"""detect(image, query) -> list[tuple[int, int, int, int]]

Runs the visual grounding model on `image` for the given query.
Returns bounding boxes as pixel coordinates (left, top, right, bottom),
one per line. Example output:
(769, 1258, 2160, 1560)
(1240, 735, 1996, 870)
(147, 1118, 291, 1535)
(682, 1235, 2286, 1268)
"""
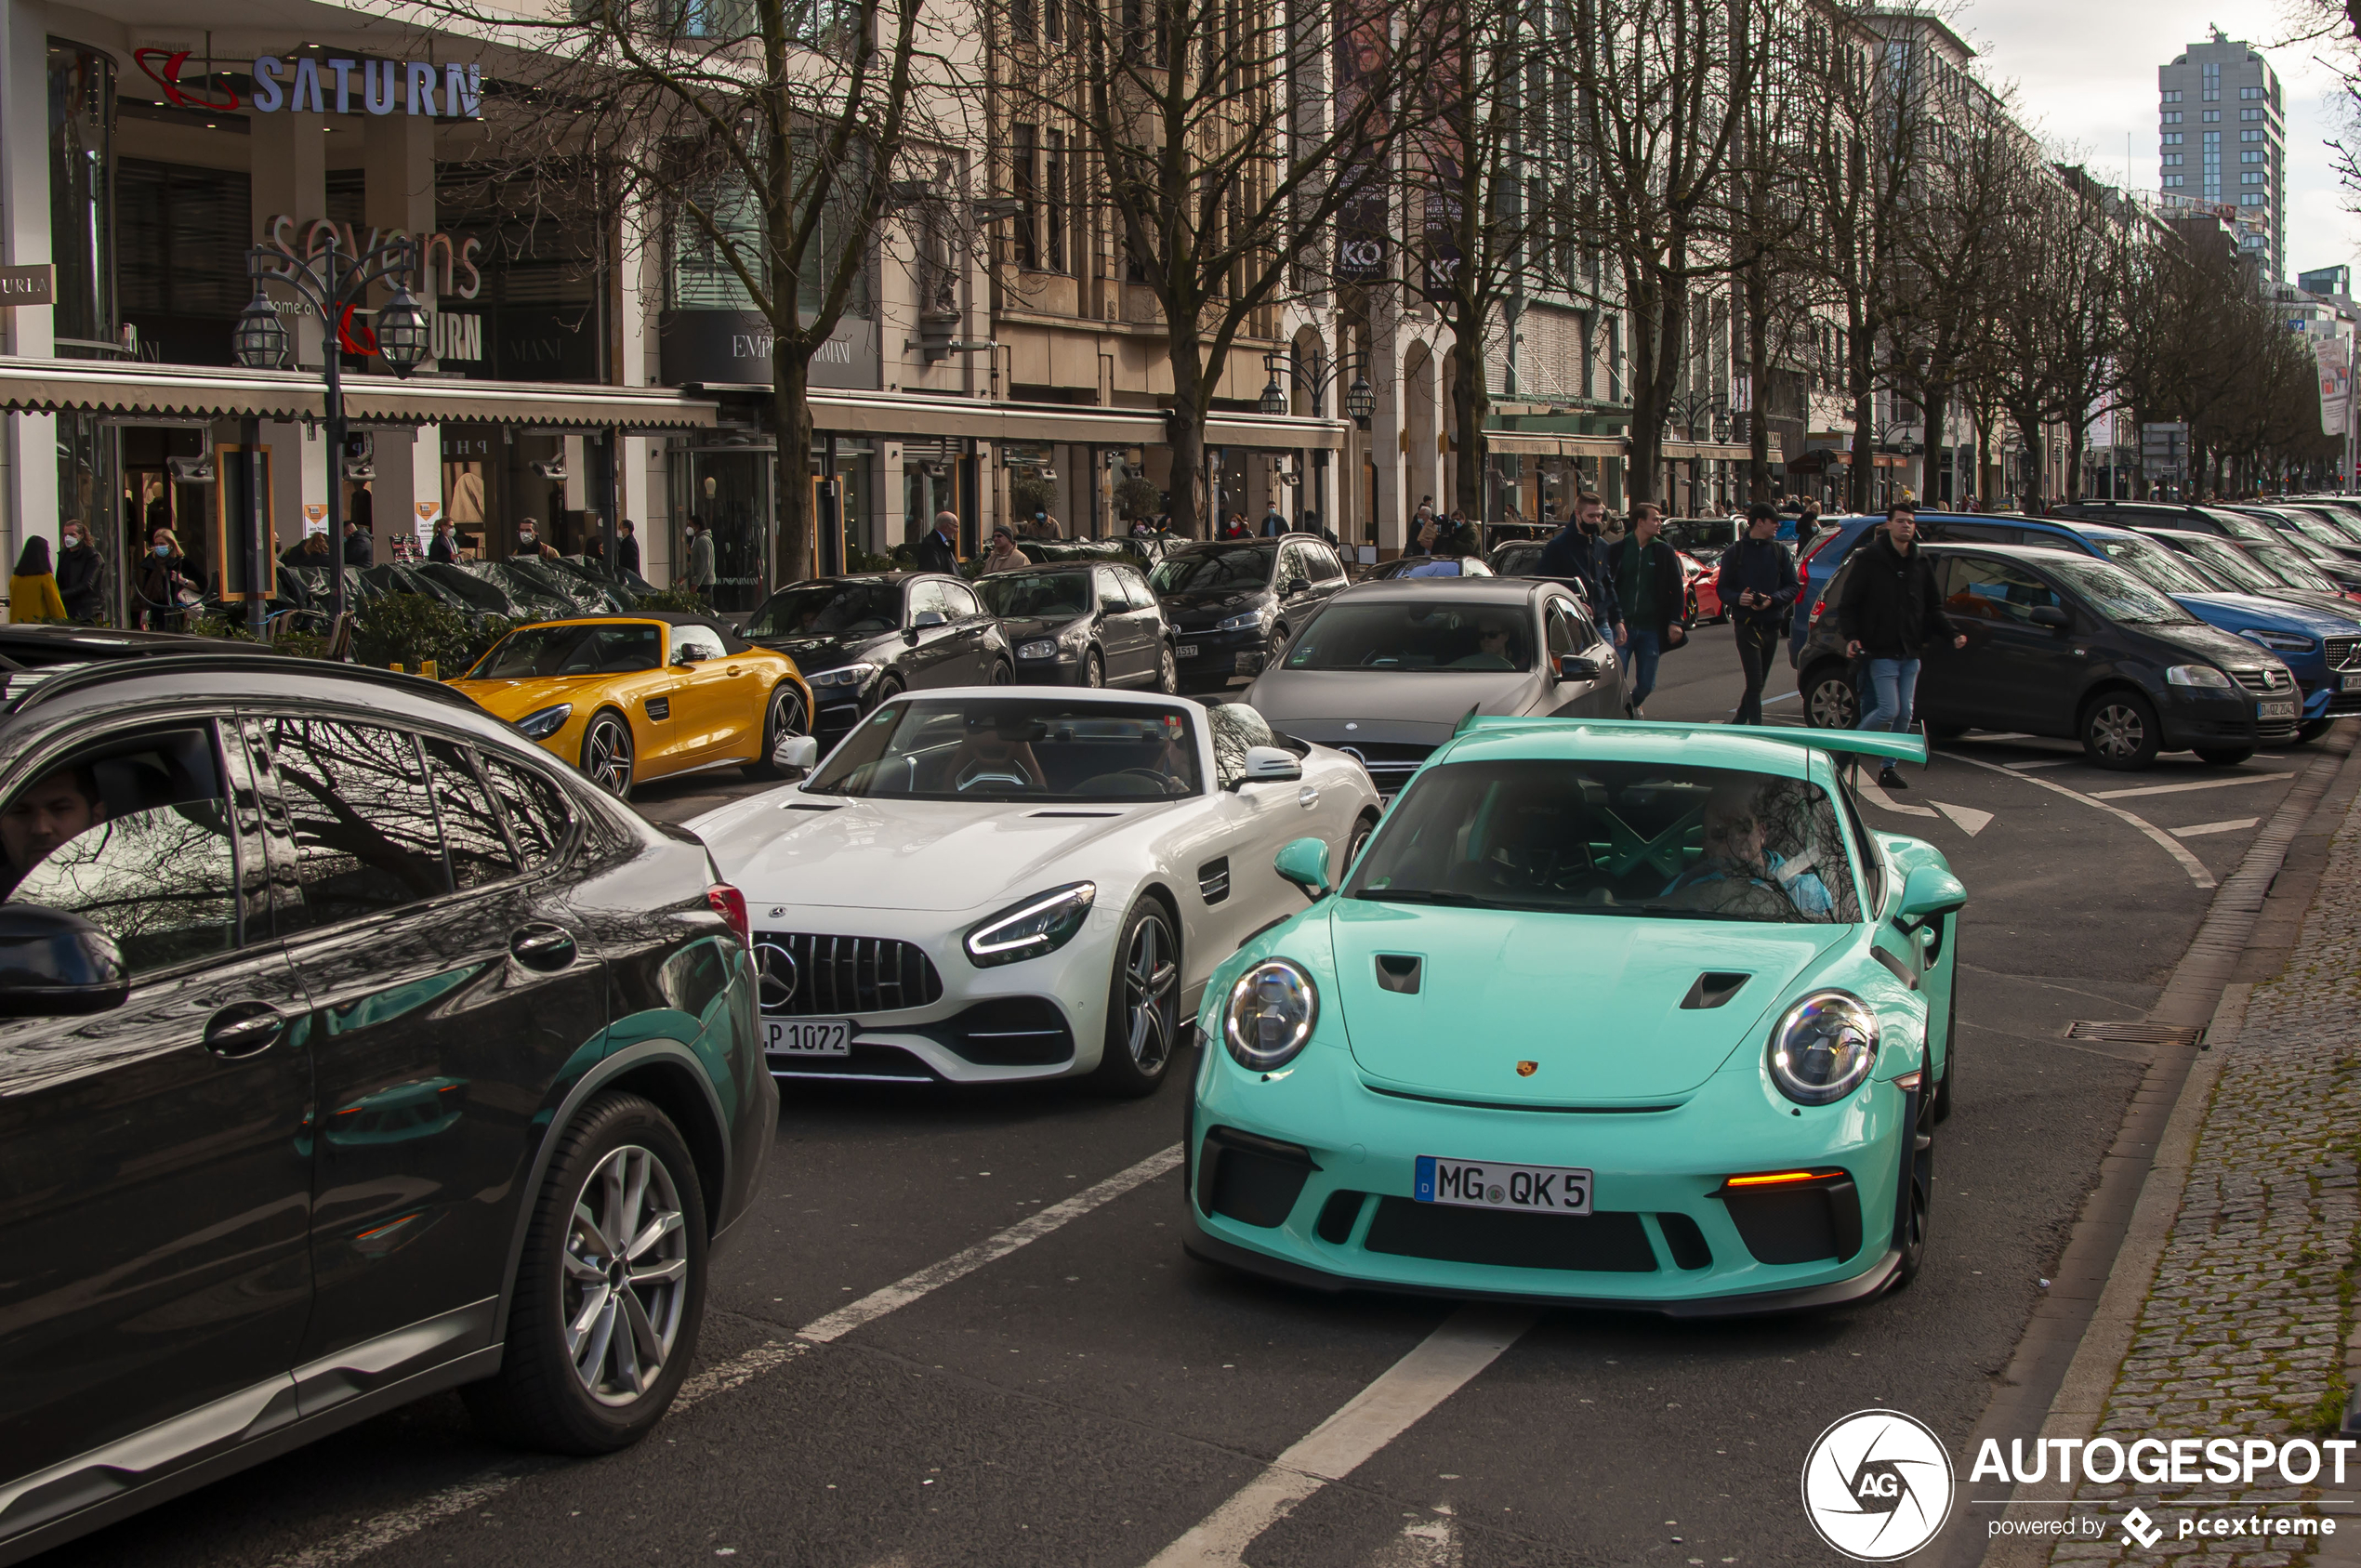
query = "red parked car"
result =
(1677, 550, 1725, 623)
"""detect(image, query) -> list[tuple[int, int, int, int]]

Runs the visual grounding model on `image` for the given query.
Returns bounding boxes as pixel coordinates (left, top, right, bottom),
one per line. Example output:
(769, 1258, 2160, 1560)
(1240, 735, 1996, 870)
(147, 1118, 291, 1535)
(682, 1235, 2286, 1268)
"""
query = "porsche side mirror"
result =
(1896, 863, 1968, 924)
(1553, 653, 1603, 682)
(2028, 605, 2069, 631)
(1273, 836, 1331, 899)
(772, 734, 820, 778)
(0, 904, 129, 1017)
(1237, 744, 1303, 786)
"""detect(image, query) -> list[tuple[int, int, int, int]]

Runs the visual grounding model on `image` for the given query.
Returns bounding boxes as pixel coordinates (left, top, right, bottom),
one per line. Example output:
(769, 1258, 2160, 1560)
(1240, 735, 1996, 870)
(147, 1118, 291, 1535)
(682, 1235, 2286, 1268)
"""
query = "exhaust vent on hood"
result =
(1374, 954, 1422, 995)
(1679, 971, 1752, 1010)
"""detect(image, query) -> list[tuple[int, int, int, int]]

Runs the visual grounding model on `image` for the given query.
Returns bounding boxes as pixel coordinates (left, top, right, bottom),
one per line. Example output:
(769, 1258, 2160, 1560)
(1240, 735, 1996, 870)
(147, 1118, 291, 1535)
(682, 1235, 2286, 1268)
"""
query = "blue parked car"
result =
(1827, 511, 2359, 738)
(1787, 514, 1880, 665)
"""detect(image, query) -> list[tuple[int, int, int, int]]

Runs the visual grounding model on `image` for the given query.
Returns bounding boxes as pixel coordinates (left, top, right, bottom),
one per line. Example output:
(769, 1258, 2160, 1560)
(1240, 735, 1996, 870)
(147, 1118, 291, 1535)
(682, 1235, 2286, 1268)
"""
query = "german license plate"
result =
(1177, 644, 1198, 659)
(2342, 674, 2361, 692)
(1414, 1156, 1592, 1216)
(766, 1018, 851, 1056)
(2259, 700, 2297, 719)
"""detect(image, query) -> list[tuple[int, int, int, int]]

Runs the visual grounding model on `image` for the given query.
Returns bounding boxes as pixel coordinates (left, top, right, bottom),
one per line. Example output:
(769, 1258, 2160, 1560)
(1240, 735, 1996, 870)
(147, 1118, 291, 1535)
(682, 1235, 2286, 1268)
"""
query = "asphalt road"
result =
(41, 626, 2328, 1568)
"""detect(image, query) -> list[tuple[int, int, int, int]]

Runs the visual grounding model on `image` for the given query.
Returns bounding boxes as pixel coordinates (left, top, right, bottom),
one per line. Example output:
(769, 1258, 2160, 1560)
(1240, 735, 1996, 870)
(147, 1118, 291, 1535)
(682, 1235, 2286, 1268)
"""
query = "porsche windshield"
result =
(1344, 758, 1861, 923)
(469, 623, 660, 679)
(745, 582, 898, 639)
(1152, 547, 1276, 593)
(807, 698, 1203, 800)
(976, 572, 1091, 619)
(1283, 602, 1536, 672)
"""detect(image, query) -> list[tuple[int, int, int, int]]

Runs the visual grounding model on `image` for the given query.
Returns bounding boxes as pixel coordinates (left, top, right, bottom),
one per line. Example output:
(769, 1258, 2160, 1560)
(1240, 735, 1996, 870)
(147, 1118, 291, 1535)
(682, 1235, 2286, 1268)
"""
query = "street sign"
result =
(2141, 422, 2187, 469)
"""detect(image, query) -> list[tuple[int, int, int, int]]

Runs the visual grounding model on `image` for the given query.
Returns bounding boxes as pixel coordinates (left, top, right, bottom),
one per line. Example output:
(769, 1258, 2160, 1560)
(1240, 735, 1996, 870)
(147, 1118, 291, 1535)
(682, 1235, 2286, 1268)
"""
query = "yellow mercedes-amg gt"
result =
(453, 613, 812, 799)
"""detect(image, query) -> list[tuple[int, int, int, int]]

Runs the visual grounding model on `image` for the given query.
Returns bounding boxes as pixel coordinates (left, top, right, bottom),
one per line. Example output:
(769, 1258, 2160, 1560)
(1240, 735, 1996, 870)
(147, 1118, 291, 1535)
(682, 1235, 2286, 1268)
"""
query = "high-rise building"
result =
(2158, 29, 2286, 281)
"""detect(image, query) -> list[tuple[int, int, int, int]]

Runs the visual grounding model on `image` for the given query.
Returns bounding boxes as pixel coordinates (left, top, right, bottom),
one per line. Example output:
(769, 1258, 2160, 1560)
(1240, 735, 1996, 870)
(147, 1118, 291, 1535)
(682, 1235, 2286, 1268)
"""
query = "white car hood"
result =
(695, 794, 1155, 912)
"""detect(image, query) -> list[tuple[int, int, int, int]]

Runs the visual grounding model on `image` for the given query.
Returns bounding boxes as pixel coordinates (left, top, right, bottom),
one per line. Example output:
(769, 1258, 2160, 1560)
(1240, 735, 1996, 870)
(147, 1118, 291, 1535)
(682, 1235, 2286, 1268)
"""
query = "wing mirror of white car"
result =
(772, 733, 821, 777)
(1896, 863, 1968, 925)
(1273, 835, 1331, 899)
(1238, 744, 1303, 786)
(1553, 652, 1603, 682)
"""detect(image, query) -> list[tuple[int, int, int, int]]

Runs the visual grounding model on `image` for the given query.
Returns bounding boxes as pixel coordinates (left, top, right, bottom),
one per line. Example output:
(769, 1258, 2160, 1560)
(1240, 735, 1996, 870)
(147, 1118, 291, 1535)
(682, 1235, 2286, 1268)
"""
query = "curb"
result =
(1936, 728, 2361, 1568)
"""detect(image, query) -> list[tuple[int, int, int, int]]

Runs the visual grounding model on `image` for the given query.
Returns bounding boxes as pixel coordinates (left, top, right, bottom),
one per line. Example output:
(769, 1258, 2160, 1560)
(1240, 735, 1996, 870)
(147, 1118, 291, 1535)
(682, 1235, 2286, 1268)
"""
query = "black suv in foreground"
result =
(1795, 541, 2301, 768)
(0, 649, 774, 1563)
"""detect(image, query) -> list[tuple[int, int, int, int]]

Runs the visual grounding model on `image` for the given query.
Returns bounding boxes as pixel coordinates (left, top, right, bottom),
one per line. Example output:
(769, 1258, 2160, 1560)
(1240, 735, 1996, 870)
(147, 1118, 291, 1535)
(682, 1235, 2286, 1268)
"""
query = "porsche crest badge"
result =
(1515, 1060, 1539, 1077)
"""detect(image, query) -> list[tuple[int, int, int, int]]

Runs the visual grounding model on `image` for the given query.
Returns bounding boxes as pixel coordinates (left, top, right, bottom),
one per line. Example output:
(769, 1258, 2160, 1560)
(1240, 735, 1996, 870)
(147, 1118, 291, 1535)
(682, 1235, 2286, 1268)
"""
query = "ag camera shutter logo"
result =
(1801, 1409, 1955, 1561)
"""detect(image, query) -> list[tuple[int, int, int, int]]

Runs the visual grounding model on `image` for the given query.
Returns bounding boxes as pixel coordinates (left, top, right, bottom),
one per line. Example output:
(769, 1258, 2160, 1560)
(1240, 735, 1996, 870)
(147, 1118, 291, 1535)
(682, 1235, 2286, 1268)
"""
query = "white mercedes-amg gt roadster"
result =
(688, 689, 1381, 1095)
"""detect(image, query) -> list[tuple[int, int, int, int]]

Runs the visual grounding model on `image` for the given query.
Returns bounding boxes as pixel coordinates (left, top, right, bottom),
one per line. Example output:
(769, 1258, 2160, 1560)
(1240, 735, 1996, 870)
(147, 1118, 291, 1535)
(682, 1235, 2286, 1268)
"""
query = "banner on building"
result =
(303, 503, 328, 537)
(1334, 14, 1391, 285)
(2308, 329, 2350, 438)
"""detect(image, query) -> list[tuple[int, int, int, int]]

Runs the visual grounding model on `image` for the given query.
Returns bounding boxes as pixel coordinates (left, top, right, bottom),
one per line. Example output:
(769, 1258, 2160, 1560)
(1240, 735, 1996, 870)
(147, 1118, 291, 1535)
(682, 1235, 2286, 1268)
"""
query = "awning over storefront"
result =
(802, 389, 1348, 452)
(1483, 432, 1629, 459)
(1204, 412, 1349, 452)
(1662, 437, 1783, 462)
(0, 357, 721, 431)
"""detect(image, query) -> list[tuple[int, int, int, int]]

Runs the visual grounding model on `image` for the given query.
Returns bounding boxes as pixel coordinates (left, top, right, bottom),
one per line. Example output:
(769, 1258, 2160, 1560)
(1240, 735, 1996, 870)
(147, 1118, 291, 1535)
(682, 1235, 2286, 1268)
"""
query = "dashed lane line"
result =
(1141, 1306, 1537, 1568)
(269, 1144, 1185, 1568)
(2088, 772, 2292, 801)
(2170, 817, 2262, 838)
(1942, 751, 2216, 889)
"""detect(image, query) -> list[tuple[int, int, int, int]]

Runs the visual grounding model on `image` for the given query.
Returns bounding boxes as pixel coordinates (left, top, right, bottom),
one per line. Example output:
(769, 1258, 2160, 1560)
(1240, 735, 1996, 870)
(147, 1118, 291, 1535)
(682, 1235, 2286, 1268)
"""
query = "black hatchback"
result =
(738, 573, 1013, 745)
(1151, 537, 1349, 688)
(973, 560, 1176, 689)
(1795, 542, 2301, 768)
(0, 652, 774, 1561)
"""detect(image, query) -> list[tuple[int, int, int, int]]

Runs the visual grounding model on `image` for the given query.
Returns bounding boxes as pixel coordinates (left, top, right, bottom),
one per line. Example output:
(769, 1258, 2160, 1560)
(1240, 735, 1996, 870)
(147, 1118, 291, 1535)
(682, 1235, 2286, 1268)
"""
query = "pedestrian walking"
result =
(1718, 502, 1798, 726)
(515, 517, 544, 558)
(978, 525, 1027, 574)
(915, 509, 961, 576)
(135, 529, 192, 631)
(614, 519, 641, 576)
(341, 519, 373, 568)
(1839, 503, 1967, 788)
(56, 519, 103, 623)
(1535, 491, 1626, 647)
(1260, 504, 1287, 537)
(1604, 503, 1687, 717)
(686, 517, 718, 604)
(1406, 512, 1443, 558)
(1792, 500, 1824, 556)
(9, 537, 65, 625)
(428, 516, 457, 564)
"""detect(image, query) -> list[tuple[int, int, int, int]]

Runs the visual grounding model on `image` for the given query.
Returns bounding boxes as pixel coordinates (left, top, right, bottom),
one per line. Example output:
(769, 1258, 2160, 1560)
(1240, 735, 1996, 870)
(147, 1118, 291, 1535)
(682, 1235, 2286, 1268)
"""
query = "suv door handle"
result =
(204, 1003, 286, 1059)
(510, 924, 578, 971)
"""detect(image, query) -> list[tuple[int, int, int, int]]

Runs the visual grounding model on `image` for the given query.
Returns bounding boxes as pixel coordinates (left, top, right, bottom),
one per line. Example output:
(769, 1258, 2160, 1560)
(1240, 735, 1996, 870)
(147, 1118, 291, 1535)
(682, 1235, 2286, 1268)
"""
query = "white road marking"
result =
(2170, 816, 2262, 838)
(1941, 752, 2215, 889)
(1932, 800, 1994, 836)
(2004, 758, 2075, 770)
(274, 1145, 1185, 1568)
(1141, 1307, 1537, 1568)
(1853, 772, 1939, 818)
(2089, 772, 2291, 801)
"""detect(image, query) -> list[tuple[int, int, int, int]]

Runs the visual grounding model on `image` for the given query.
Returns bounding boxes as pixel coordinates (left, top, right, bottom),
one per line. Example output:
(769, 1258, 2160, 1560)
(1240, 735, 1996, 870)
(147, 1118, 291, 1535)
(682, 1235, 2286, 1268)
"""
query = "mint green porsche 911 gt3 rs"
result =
(1182, 718, 1966, 1315)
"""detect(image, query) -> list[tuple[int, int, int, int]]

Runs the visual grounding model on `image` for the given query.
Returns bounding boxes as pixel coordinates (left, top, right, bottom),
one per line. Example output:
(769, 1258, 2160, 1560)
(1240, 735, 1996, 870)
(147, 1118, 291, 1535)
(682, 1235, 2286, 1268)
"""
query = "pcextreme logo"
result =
(1801, 1409, 1956, 1561)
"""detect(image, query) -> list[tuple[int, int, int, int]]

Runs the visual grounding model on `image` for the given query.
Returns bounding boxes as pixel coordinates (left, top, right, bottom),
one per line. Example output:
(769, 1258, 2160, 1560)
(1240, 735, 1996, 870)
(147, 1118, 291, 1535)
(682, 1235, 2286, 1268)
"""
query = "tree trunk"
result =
(1972, 405, 1992, 506)
(1920, 381, 1950, 508)
(772, 352, 814, 586)
(1450, 321, 1488, 534)
(2006, 402, 2045, 512)
(2064, 422, 2086, 505)
(1744, 267, 1773, 504)
(1166, 334, 1209, 539)
(1624, 264, 1684, 507)
(1847, 379, 1875, 514)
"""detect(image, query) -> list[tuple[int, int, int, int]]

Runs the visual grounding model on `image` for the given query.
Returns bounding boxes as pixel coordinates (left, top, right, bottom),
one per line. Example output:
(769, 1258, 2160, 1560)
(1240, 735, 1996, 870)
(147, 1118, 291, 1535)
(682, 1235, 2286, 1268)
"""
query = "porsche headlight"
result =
(1224, 959, 1318, 1071)
(964, 881, 1096, 967)
(1766, 990, 1880, 1106)
(514, 703, 572, 741)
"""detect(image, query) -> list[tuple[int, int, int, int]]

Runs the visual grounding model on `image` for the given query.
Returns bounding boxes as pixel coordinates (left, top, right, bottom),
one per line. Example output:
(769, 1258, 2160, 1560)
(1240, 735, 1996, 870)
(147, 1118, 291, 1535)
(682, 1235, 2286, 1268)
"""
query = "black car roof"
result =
(0, 624, 283, 670)
(0, 650, 482, 718)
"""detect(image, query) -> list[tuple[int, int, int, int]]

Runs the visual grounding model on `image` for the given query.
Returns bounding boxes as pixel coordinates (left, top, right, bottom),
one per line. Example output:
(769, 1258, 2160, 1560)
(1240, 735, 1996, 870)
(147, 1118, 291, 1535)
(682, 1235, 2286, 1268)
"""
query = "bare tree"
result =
(1982, 168, 2128, 508)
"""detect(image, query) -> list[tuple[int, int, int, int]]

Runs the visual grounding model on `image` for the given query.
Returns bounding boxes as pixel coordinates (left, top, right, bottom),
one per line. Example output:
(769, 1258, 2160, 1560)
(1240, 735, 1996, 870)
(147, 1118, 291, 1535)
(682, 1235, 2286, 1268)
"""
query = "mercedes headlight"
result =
(2239, 629, 2315, 652)
(514, 703, 572, 741)
(1766, 991, 1880, 1106)
(1223, 959, 1318, 1071)
(2165, 664, 2233, 689)
(1215, 606, 1272, 632)
(809, 662, 877, 689)
(964, 881, 1096, 967)
(1017, 639, 1057, 660)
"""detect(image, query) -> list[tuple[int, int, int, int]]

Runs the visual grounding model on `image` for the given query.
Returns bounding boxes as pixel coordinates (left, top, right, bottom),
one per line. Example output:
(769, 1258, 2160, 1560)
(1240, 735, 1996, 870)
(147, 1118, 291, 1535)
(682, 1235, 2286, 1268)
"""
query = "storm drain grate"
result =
(2064, 1021, 2208, 1049)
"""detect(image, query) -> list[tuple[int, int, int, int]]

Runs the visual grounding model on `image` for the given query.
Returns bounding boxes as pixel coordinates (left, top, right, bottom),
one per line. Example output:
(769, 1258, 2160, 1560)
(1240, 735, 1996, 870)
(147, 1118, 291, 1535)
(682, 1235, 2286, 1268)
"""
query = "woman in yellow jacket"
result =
(10, 536, 67, 623)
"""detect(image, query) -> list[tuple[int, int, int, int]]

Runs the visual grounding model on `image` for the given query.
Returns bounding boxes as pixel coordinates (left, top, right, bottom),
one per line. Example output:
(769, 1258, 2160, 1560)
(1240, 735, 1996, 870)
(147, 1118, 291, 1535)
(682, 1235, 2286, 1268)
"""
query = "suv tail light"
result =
(707, 885, 751, 950)
(1809, 597, 1827, 626)
(1798, 529, 1839, 567)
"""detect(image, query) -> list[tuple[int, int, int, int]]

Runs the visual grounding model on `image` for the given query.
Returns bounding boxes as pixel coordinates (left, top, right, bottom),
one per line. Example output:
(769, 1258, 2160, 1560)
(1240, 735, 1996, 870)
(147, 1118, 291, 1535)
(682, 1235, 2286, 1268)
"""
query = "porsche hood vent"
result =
(1679, 971, 1753, 1010)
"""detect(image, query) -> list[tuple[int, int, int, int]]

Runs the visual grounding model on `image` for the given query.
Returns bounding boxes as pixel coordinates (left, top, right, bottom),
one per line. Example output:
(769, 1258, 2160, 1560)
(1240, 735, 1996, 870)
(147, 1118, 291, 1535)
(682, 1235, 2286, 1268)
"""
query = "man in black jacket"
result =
(1604, 502, 1686, 716)
(1717, 502, 1797, 725)
(1536, 491, 1625, 648)
(1838, 503, 1967, 788)
(914, 510, 961, 576)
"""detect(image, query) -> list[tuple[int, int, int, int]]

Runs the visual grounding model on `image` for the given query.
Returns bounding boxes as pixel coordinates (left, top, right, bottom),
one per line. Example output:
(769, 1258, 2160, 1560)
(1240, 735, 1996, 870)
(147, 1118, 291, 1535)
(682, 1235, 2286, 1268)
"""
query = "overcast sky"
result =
(1953, 0, 2357, 282)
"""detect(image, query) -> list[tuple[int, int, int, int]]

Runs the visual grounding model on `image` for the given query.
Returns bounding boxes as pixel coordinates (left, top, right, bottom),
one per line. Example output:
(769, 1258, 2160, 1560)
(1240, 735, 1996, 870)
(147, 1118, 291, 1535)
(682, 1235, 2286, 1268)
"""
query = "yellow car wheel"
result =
(580, 709, 634, 799)
(749, 683, 810, 780)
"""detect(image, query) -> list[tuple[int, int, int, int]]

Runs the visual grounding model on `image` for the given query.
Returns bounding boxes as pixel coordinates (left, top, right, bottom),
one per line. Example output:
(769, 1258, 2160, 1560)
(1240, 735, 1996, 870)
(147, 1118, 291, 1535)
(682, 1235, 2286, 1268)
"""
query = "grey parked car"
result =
(1240, 578, 1626, 792)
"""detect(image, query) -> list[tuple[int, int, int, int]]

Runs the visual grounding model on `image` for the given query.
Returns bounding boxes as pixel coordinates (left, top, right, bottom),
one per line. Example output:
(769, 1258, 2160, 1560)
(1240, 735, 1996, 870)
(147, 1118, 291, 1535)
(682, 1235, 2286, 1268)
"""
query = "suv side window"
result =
(1939, 556, 2063, 626)
(264, 718, 451, 929)
(2, 725, 243, 974)
(1207, 703, 1277, 788)
(1310, 545, 1347, 585)
(478, 751, 574, 870)
(422, 737, 520, 890)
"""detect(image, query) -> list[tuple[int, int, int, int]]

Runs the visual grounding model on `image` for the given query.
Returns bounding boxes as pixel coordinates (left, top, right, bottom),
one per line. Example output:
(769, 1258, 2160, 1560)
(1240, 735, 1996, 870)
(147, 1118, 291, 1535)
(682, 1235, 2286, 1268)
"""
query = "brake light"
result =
(1808, 597, 1827, 625)
(707, 885, 751, 949)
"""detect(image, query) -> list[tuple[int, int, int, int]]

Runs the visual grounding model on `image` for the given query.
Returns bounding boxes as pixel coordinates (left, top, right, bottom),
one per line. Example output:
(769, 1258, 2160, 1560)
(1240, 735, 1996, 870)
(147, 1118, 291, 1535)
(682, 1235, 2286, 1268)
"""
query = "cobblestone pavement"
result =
(2043, 797, 2361, 1564)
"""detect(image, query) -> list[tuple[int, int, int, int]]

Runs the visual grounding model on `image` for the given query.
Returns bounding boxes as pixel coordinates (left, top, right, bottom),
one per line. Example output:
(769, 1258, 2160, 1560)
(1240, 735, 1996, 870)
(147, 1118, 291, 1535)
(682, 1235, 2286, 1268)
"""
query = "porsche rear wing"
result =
(1449, 713, 1931, 767)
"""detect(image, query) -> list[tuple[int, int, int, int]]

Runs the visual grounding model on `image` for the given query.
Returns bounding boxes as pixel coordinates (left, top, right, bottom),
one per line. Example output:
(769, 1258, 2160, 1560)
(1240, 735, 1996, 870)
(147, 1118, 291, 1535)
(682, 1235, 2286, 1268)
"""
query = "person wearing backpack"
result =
(1717, 502, 1797, 726)
(1604, 502, 1687, 717)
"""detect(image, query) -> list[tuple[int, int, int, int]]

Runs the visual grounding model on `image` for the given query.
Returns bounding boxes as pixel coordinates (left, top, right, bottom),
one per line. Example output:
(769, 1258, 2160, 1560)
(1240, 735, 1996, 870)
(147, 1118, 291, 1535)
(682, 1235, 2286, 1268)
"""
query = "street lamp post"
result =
(1264, 348, 1373, 545)
(233, 232, 430, 648)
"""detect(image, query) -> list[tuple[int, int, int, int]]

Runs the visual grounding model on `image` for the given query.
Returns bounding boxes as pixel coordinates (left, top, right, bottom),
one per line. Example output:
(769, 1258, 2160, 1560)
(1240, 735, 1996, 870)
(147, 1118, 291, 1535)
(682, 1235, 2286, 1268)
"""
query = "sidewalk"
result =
(2038, 775, 2361, 1564)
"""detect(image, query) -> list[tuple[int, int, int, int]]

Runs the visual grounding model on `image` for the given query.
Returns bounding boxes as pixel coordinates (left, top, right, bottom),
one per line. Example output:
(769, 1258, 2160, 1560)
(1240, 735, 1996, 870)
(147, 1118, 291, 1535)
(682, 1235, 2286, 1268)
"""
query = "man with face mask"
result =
(56, 520, 103, 624)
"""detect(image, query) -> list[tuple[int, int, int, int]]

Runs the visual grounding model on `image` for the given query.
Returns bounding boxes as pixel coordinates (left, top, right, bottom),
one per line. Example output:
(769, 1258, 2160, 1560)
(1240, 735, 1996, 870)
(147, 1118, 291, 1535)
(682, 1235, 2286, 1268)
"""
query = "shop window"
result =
(118, 160, 250, 368)
(1011, 125, 1040, 270)
(47, 41, 113, 353)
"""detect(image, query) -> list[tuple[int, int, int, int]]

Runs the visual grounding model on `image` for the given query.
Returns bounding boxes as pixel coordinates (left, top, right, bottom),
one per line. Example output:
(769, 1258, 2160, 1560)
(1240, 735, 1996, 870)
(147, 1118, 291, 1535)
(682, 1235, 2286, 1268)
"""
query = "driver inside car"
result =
(1, 763, 107, 887)
(1658, 779, 1833, 918)
(949, 714, 1049, 792)
(1446, 617, 1520, 670)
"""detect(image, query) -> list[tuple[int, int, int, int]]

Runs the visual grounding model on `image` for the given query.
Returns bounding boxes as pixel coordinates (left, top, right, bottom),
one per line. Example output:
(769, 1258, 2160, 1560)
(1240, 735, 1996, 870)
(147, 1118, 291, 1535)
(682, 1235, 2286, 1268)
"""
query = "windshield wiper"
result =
(1348, 888, 1503, 908)
(1630, 904, 1772, 922)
